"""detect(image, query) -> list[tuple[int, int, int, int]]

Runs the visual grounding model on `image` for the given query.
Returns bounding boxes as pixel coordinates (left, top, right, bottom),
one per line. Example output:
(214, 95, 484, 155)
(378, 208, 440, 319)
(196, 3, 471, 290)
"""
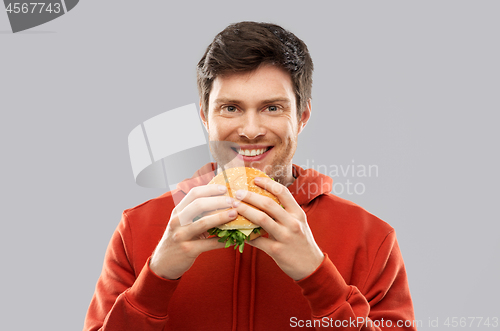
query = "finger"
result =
(232, 200, 283, 240)
(197, 231, 209, 240)
(179, 208, 238, 241)
(175, 184, 228, 212)
(178, 195, 235, 226)
(234, 189, 291, 227)
(253, 177, 302, 215)
(246, 236, 278, 256)
(188, 237, 227, 256)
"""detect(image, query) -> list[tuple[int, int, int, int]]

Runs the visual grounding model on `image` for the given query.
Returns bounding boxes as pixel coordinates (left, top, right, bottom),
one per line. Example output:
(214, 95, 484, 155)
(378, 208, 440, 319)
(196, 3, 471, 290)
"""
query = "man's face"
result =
(200, 64, 311, 183)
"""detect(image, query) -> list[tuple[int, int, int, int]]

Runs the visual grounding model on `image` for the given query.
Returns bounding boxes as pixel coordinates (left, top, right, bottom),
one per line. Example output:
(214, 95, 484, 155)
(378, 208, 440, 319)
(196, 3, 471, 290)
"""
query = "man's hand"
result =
(233, 176, 324, 281)
(149, 184, 237, 280)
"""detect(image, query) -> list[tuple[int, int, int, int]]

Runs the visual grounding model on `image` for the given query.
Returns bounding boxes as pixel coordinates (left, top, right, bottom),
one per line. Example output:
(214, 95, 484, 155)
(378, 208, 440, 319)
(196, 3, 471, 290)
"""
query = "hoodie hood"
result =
(177, 163, 332, 206)
(288, 164, 333, 206)
(176, 162, 217, 194)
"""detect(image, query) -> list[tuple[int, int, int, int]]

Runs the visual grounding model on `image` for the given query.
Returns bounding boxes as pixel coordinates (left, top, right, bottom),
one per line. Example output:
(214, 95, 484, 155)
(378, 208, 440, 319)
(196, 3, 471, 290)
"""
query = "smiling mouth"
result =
(231, 146, 273, 157)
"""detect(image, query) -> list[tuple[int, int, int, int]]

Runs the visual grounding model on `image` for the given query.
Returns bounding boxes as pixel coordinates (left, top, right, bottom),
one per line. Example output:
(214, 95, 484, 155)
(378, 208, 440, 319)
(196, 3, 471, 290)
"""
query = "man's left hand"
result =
(232, 176, 324, 281)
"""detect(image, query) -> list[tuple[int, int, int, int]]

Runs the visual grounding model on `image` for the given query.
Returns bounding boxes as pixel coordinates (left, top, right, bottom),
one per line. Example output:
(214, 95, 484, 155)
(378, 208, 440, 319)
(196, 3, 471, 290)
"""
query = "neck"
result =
(277, 165, 297, 187)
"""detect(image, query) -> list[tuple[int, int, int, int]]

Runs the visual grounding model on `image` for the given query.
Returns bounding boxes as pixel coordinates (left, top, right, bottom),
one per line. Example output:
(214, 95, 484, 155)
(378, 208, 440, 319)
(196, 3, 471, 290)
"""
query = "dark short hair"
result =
(197, 21, 313, 119)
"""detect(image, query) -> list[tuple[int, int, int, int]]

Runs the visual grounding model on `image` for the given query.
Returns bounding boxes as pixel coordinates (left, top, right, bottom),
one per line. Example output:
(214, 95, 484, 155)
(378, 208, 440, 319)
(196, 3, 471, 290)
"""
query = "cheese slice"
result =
(238, 229, 253, 237)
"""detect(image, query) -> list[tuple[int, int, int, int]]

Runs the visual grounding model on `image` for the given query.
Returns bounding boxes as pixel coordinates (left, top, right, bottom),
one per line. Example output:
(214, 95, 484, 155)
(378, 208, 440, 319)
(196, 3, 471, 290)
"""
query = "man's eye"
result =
(268, 106, 278, 112)
(225, 106, 237, 112)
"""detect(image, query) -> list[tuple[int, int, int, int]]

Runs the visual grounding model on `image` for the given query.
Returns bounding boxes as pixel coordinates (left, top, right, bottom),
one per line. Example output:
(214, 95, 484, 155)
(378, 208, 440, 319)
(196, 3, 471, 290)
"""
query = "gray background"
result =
(1, 1, 499, 330)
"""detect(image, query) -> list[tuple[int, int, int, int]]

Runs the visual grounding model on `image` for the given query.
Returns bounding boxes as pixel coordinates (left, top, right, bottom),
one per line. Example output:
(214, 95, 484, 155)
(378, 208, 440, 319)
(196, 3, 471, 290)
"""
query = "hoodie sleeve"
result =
(296, 230, 417, 330)
(83, 213, 180, 331)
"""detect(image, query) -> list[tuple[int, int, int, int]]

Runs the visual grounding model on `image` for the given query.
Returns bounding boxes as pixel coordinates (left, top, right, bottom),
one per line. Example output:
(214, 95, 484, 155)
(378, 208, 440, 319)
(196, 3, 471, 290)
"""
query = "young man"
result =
(84, 22, 416, 330)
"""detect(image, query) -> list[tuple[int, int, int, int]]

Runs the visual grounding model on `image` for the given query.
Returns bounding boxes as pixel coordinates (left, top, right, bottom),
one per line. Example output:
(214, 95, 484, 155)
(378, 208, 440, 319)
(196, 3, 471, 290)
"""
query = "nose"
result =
(238, 111, 266, 140)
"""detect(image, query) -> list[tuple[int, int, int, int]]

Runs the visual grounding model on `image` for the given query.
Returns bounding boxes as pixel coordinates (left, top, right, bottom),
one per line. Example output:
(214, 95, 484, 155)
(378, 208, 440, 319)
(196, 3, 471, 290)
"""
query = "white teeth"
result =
(238, 148, 269, 156)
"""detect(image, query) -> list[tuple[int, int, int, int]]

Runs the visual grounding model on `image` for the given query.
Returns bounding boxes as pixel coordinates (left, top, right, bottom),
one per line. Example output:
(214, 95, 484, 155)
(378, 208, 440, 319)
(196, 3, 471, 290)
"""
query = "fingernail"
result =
(235, 190, 245, 199)
(228, 209, 237, 217)
(226, 197, 234, 204)
(233, 200, 240, 207)
(218, 185, 227, 192)
(254, 177, 261, 183)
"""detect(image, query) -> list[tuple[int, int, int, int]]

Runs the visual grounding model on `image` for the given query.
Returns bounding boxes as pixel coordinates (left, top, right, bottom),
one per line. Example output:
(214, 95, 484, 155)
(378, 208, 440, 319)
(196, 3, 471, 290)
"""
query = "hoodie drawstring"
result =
(249, 246, 257, 331)
(231, 246, 257, 331)
(232, 251, 241, 331)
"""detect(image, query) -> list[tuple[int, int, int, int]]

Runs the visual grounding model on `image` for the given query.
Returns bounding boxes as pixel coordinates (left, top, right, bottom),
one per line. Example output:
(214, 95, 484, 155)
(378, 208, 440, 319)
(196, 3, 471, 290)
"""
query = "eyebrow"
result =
(213, 97, 292, 106)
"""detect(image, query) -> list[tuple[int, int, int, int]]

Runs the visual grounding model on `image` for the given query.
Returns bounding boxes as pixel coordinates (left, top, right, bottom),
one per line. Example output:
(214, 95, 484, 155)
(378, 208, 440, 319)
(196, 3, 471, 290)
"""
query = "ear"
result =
(199, 100, 209, 132)
(297, 99, 312, 135)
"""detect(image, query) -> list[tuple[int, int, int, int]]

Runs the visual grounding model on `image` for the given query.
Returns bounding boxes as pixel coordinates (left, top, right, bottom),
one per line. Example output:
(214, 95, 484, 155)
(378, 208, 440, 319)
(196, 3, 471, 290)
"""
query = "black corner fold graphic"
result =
(4, 0, 79, 33)
(64, 0, 78, 12)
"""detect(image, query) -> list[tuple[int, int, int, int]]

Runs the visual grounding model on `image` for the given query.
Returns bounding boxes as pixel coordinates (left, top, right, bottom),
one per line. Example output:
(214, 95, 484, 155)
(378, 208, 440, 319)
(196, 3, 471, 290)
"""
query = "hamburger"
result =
(205, 167, 281, 253)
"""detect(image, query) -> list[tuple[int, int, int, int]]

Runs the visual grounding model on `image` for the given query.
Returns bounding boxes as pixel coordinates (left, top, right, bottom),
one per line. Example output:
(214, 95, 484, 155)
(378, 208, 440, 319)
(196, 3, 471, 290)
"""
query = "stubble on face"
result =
(250, 136, 296, 185)
(208, 128, 298, 186)
(204, 64, 305, 187)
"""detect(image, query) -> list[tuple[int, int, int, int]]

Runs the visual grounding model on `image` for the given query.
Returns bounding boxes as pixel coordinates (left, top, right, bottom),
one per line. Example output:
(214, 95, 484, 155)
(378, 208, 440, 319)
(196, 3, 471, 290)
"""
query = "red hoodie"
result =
(84, 164, 416, 330)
